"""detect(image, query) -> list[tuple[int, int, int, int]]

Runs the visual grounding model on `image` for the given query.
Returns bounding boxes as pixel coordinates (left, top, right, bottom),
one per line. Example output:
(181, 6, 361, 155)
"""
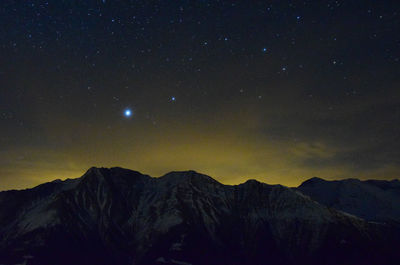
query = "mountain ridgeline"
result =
(0, 167, 399, 265)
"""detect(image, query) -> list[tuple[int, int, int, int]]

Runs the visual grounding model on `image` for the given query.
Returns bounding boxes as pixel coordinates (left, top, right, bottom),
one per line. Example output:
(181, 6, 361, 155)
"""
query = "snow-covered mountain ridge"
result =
(0, 167, 399, 265)
(297, 177, 400, 223)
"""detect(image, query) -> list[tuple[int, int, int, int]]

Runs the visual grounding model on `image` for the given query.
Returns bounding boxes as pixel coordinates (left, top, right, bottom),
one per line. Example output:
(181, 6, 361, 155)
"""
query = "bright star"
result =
(124, 109, 132, 117)
(171, 96, 176, 101)
(262, 47, 267, 52)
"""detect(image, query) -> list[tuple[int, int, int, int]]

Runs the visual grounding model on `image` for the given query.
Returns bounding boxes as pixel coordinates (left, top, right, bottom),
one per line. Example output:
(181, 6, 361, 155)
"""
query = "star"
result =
(124, 109, 132, 117)
(171, 96, 176, 101)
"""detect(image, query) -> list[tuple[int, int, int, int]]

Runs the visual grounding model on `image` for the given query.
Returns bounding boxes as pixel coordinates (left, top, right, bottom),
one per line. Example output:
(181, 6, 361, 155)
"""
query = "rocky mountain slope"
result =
(0, 168, 399, 265)
(297, 177, 400, 223)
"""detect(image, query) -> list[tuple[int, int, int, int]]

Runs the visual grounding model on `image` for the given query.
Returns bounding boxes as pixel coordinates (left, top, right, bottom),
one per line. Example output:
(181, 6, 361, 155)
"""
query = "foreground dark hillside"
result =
(0, 167, 399, 265)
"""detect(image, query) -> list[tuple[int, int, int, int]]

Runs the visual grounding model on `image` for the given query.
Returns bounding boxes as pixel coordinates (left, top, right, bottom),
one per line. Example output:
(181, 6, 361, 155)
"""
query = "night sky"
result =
(1, 0, 399, 190)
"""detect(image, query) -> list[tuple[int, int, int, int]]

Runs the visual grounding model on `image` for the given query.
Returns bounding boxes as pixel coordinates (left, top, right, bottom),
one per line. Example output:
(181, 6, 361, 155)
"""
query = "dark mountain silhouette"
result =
(297, 177, 400, 223)
(0, 167, 399, 265)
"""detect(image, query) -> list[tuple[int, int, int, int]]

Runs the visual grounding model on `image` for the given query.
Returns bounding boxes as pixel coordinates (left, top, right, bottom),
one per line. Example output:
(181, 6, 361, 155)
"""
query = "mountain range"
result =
(0, 167, 399, 265)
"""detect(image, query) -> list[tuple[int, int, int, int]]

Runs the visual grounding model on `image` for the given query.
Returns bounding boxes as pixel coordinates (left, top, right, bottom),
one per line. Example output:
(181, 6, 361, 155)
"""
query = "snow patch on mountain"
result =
(298, 177, 400, 222)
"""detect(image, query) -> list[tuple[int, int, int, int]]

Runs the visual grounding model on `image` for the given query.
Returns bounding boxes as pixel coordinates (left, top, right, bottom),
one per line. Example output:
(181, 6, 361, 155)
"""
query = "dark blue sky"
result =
(0, 0, 399, 190)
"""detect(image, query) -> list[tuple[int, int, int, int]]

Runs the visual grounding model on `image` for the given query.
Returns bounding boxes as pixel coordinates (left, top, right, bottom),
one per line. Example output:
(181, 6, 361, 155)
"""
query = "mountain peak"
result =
(83, 166, 146, 178)
(83, 166, 108, 177)
(159, 170, 221, 186)
(243, 179, 263, 185)
(297, 176, 400, 222)
(79, 167, 150, 191)
(161, 169, 199, 176)
(299, 176, 326, 187)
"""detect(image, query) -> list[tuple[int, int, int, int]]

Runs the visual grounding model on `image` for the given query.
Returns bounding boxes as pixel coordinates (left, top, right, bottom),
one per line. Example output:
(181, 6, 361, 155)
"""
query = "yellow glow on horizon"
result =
(1, 126, 398, 191)
(1, 103, 398, 191)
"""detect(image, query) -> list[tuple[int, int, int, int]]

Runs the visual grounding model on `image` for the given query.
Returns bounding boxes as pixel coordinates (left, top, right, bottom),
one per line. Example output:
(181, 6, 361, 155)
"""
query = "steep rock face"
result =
(0, 168, 398, 265)
(297, 177, 400, 223)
